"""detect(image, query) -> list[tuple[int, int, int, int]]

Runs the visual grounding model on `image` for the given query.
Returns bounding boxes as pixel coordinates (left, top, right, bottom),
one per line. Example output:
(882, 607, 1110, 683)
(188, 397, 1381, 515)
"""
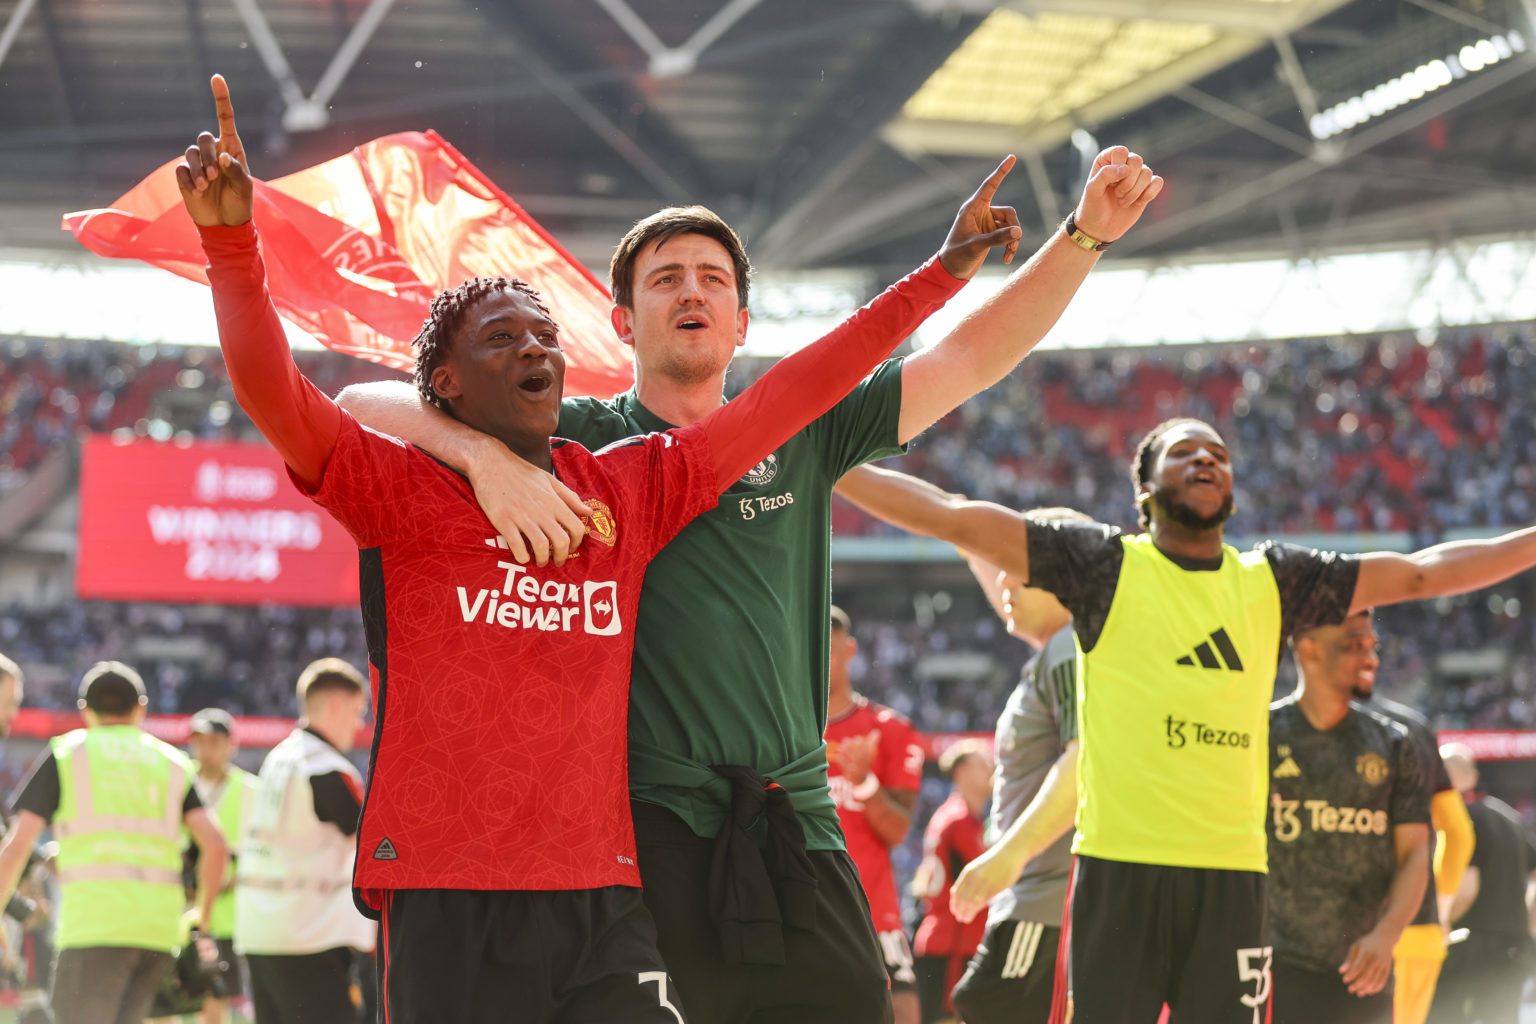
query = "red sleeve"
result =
(880, 714, 925, 793)
(198, 221, 342, 490)
(695, 257, 964, 492)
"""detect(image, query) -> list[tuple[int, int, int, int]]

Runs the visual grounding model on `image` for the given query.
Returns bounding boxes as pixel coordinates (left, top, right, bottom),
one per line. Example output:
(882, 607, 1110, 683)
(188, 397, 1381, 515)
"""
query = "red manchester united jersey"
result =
(914, 791, 988, 957)
(305, 414, 715, 907)
(825, 695, 923, 932)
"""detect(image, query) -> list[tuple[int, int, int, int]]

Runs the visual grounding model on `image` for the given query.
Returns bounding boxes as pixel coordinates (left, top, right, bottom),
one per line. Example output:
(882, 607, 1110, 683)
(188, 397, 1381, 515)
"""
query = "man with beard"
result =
(1267, 610, 1433, 1024)
(822, 417, 1536, 1023)
(1345, 646, 1474, 1024)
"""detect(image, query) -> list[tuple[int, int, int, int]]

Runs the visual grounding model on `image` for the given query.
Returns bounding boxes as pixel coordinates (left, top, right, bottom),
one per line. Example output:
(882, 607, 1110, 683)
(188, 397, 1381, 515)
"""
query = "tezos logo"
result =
(741, 453, 779, 487)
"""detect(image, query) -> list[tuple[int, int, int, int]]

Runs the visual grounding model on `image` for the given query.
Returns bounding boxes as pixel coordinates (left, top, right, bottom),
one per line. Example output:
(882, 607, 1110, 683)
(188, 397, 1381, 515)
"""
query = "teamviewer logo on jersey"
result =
(583, 581, 621, 636)
(1175, 628, 1245, 671)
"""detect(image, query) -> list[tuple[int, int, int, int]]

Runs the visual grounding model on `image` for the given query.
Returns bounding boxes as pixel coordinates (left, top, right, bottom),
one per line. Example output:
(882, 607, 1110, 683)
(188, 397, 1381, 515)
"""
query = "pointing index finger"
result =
(973, 154, 1017, 203)
(210, 75, 245, 156)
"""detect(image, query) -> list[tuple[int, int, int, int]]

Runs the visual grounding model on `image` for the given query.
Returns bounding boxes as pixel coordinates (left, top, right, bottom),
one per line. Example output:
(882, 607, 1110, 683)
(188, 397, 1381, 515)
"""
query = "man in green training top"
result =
(831, 421, 1536, 1024)
(338, 150, 1163, 1022)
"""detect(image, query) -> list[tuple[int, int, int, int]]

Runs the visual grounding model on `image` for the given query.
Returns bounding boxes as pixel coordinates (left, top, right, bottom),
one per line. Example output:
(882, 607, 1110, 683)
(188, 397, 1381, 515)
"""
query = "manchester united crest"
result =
(1355, 751, 1390, 786)
(583, 499, 618, 547)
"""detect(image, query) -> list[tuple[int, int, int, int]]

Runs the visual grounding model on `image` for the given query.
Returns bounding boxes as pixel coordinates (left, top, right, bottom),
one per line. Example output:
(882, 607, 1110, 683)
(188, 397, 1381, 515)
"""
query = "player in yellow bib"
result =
(837, 417, 1536, 1024)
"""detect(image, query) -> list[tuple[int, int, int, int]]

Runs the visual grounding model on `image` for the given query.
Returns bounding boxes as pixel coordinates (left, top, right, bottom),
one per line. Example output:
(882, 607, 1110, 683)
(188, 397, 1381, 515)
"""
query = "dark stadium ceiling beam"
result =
(227, 0, 397, 132)
(34, 0, 76, 132)
(474, 10, 710, 206)
(1401, 0, 1513, 36)
(0, 0, 36, 72)
(1113, 47, 1536, 256)
(181, 0, 215, 117)
(1170, 84, 1316, 157)
(746, 9, 983, 265)
(593, 0, 763, 79)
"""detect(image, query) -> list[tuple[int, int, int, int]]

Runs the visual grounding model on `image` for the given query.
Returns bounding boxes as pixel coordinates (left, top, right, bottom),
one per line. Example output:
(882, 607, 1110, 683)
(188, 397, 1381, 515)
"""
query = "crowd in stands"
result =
(2, 321, 1535, 732)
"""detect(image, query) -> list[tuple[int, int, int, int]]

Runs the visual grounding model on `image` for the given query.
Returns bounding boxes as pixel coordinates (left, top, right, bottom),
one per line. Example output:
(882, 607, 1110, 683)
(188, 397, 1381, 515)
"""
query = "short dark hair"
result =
(412, 277, 555, 411)
(609, 206, 752, 310)
(78, 661, 147, 716)
(296, 658, 367, 709)
(829, 605, 851, 634)
(1129, 417, 1221, 529)
(189, 707, 235, 738)
(0, 652, 21, 689)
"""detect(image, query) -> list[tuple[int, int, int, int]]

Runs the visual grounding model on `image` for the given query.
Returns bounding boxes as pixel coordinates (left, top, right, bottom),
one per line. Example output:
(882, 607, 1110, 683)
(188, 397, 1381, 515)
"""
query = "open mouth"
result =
(676, 317, 707, 331)
(1189, 471, 1219, 488)
(518, 372, 553, 394)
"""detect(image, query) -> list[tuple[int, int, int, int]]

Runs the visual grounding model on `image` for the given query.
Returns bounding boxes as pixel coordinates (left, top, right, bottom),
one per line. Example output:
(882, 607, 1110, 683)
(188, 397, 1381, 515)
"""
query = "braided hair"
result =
(1129, 417, 1219, 529)
(412, 277, 554, 410)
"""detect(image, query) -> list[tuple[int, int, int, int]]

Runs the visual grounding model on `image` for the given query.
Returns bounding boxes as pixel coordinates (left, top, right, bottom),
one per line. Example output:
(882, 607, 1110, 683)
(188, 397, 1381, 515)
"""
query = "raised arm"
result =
(183, 806, 228, 933)
(896, 146, 1163, 443)
(835, 465, 1030, 580)
(1350, 526, 1536, 615)
(177, 75, 341, 491)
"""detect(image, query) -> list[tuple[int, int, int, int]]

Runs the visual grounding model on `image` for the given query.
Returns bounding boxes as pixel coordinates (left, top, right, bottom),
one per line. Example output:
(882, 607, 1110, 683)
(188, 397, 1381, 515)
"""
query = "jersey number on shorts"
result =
(639, 971, 685, 1023)
(1236, 946, 1273, 1024)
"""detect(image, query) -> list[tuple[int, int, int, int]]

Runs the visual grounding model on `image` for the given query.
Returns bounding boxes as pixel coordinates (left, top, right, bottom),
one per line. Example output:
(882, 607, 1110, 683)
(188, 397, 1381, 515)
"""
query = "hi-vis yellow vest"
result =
(1072, 535, 1281, 873)
(203, 765, 256, 940)
(52, 726, 190, 952)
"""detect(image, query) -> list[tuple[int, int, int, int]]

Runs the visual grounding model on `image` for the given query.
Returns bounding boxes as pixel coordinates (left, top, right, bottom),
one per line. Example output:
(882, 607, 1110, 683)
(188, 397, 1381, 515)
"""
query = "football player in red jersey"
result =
(175, 74, 1019, 1023)
(913, 740, 993, 1024)
(825, 606, 926, 1024)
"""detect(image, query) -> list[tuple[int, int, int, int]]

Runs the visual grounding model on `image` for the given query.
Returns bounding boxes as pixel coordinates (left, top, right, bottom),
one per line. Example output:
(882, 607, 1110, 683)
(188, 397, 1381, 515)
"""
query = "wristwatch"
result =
(1064, 213, 1113, 252)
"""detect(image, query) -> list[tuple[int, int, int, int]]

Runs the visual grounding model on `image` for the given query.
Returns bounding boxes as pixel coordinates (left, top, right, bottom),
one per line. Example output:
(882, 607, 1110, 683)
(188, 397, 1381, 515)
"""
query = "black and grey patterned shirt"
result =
(1267, 697, 1432, 973)
(1023, 519, 1360, 653)
(1365, 693, 1452, 927)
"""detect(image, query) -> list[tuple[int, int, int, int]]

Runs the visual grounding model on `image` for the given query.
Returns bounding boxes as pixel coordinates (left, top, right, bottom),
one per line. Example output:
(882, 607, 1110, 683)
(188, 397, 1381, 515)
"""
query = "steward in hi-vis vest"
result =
(833, 416, 1536, 1024)
(188, 705, 259, 1022)
(0, 662, 228, 1024)
(235, 658, 372, 1024)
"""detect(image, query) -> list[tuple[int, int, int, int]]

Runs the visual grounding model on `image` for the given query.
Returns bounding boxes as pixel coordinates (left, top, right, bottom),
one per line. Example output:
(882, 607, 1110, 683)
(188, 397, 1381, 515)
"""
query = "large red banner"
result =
(76, 436, 359, 607)
(63, 131, 633, 399)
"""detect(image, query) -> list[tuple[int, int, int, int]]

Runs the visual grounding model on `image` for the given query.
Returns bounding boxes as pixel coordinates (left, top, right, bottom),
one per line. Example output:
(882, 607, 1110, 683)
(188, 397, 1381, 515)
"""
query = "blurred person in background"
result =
(236, 658, 372, 1024)
(1429, 744, 1536, 1024)
(186, 708, 258, 1024)
(0, 661, 226, 1024)
(1346, 650, 1475, 1024)
(826, 605, 925, 1024)
(944, 545, 1079, 1024)
(912, 739, 992, 1024)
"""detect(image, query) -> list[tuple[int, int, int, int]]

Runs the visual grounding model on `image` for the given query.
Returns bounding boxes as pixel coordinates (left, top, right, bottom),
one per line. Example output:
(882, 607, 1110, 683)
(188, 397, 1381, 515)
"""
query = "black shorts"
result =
(1068, 855, 1271, 1024)
(916, 952, 971, 1023)
(632, 799, 892, 1024)
(876, 928, 917, 994)
(246, 947, 356, 1024)
(951, 919, 1061, 1024)
(1272, 960, 1390, 1024)
(380, 886, 684, 1024)
(211, 937, 246, 999)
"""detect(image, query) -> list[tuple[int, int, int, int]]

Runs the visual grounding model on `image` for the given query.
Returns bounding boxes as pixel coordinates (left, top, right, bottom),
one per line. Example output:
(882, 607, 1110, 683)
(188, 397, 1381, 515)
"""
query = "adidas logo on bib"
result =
(1175, 627, 1245, 671)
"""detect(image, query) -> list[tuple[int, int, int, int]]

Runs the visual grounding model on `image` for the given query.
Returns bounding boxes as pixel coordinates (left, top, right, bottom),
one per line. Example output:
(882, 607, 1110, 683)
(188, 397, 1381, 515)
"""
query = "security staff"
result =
(188, 708, 258, 1024)
(236, 658, 373, 1024)
(0, 661, 227, 1024)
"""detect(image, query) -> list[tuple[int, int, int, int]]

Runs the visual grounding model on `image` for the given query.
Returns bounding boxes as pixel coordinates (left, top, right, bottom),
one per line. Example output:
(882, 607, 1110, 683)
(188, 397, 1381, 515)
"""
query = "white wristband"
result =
(851, 773, 881, 802)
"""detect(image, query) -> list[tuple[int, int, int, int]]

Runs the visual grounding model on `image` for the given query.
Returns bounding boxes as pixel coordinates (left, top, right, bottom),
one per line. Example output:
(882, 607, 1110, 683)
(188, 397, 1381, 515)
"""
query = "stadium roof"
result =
(1, 0, 1534, 278)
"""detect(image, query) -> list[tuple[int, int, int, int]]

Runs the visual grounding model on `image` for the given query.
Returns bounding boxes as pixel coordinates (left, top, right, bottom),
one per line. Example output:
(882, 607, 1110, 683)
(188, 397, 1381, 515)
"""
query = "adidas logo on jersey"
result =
(1175, 627, 1245, 671)
(373, 837, 399, 861)
(1273, 757, 1302, 778)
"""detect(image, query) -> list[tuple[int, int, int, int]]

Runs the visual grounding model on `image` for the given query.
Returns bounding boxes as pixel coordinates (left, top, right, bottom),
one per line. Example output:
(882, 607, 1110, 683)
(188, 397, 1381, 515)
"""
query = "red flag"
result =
(63, 131, 634, 399)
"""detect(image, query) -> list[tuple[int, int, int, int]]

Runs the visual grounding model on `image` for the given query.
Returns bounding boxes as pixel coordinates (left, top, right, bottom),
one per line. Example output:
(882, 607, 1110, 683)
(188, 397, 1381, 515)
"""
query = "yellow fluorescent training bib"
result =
(1072, 534, 1281, 872)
